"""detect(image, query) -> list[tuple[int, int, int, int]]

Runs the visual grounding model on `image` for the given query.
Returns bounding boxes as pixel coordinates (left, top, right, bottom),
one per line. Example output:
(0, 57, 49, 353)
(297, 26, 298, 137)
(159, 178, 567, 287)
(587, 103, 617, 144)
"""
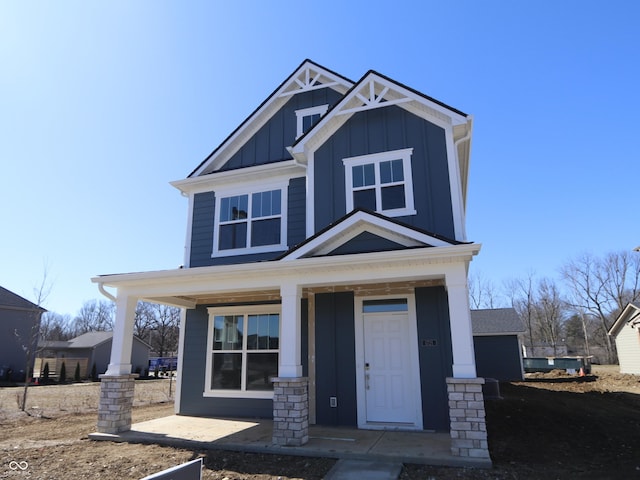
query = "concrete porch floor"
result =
(89, 415, 492, 469)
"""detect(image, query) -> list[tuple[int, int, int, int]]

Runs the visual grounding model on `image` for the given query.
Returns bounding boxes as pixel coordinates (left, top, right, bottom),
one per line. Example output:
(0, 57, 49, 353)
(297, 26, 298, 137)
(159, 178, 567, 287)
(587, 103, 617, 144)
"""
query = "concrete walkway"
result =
(89, 415, 492, 470)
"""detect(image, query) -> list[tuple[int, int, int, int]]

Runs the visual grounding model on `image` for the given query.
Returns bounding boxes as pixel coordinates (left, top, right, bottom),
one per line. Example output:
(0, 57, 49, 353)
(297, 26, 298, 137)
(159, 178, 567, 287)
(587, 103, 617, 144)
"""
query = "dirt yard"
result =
(1, 369, 639, 479)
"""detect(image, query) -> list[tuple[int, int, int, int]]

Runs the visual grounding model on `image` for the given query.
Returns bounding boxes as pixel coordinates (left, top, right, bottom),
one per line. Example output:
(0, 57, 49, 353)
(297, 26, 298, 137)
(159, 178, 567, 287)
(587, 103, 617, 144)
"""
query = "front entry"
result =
(356, 296, 423, 430)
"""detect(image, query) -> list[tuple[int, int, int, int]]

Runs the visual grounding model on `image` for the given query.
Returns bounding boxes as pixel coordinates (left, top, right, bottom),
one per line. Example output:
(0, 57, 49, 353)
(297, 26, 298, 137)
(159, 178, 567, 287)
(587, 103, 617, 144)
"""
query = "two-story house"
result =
(92, 60, 488, 460)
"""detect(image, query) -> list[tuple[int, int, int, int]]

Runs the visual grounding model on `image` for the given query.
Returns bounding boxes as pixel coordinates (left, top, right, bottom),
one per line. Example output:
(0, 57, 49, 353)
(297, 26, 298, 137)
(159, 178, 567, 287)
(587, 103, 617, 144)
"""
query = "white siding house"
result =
(609, 302, 640, 375)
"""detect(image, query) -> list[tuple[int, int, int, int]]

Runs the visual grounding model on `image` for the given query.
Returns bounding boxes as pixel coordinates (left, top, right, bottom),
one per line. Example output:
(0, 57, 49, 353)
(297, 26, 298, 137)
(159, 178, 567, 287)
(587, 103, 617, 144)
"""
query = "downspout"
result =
(97, 283, 117, 302)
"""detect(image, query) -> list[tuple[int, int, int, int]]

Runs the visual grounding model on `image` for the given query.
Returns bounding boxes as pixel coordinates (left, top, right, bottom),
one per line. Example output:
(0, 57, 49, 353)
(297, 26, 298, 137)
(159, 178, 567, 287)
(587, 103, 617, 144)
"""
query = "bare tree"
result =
(145, 303, 180, 357)
(561, 251, 640, 363)
(71, 299, 115, 335)
(15, 270, 51, 411)
(468, 271, 503, 309)
(506, 272, 536, 351)
(134, 301, 156, 344)
(532, 278, 565, 356)
(39, 312, 73, 341)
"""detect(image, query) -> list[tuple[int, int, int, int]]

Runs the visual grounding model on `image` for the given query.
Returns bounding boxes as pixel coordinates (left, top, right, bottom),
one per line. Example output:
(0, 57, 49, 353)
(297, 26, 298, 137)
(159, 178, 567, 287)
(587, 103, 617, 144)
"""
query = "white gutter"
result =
(97, 282, 117, 302)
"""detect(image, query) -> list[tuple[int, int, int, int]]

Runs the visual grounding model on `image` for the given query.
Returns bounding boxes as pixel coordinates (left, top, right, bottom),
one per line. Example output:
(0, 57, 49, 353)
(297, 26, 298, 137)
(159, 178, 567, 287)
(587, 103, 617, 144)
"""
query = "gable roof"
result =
(608, 302, 640, 337)
(279, 208, 464, 261)
(188, 59, 354, 178)
(471, 308, 525, 336)
(39, 331, 152, 350)
(0, 285, 46, 312)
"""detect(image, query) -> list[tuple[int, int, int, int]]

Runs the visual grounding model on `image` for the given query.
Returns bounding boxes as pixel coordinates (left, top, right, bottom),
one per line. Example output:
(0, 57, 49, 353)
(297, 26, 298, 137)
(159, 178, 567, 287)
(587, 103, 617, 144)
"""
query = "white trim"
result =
(283, 210, 456, 261)
(174, 308, 187, 413)
(445, 127, 466, 241)
(93, 244, 482, 296)
(212, 180, 288, 257)
(306, 151, 316, 238)
(183, 194, 194, 267)
(342, 148, 416, 218)
(354, 293, 423, 430)
(295, 104, 328, 139)
(204, 304, 281, 400)
(191, 61, 352, 177)
(172, 160, 306, 195)
(290, 72, 468, 162)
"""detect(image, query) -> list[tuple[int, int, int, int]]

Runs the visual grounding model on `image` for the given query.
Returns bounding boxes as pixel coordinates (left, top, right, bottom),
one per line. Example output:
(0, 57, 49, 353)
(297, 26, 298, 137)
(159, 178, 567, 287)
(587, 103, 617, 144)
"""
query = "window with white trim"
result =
(213, 186, 287, 256)
(295, 104, 328, 139)
(206, 306, 280, 397)
(343, 148, 416, 217)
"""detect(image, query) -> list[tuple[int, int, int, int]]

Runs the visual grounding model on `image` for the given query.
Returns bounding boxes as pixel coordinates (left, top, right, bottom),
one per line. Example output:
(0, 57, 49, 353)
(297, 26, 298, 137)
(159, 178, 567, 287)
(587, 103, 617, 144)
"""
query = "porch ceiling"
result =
(142, 279, 447, 308)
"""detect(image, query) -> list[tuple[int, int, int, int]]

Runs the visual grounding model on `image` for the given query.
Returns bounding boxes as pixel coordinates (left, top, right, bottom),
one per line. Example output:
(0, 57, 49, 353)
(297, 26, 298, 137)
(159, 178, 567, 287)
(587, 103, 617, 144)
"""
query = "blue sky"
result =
(1, 1, 638, 316)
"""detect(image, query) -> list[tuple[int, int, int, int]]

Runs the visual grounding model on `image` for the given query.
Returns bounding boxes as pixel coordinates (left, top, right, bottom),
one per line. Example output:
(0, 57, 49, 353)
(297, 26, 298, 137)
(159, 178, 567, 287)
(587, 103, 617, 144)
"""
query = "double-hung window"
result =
(295, 105, 328, 139)
(343, 148, 416, 217)
(213, 184, 287, 256)
(205, 306, 280, 398)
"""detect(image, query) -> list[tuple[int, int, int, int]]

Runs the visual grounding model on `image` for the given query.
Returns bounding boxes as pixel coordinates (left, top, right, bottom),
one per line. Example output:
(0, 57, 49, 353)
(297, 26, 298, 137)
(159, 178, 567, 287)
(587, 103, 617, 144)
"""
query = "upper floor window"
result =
(295, 105, 328, 139)
(213, 184, 287, 256)
(343, 148, 416, 217)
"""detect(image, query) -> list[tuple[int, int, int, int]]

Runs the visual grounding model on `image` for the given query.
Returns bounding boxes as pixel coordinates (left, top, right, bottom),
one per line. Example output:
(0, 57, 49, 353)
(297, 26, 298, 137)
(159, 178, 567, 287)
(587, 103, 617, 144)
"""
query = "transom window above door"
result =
(343, 148, 416, 217)
(213, 185, 287, 256)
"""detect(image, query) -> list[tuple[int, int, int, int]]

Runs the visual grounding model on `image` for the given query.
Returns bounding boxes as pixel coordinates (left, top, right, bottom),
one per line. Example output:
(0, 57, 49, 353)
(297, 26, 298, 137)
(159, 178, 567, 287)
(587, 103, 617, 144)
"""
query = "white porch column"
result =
(279, 282, 302, 378)
(446, 266, 477, 378)
(104, 293, 138, 376)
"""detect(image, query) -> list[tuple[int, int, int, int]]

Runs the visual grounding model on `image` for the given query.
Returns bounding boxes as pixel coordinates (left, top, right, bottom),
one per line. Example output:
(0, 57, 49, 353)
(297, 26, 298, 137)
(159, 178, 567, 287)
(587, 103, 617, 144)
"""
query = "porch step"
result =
(323, 459, 402, 480)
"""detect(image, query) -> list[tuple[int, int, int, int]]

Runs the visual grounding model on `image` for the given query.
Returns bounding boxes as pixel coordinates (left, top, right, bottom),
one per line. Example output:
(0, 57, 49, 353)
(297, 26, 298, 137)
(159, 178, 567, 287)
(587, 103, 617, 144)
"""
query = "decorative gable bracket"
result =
(279, 65, 341, 97)
(337, 77, 412, 116)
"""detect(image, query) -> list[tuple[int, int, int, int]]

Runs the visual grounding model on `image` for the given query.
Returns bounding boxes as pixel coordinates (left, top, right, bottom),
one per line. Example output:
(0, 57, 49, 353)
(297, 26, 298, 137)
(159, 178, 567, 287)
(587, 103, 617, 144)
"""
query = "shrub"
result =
(43, 362, 50, 382)
(74, 362, 81, 382)
(91, 363, 97, 382)
(59, 362, 66, 384)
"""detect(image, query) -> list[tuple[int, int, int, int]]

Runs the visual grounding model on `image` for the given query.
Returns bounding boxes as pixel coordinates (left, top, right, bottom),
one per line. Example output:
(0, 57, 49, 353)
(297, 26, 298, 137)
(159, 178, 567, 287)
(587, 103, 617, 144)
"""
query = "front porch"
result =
(89, 413, 492, 469)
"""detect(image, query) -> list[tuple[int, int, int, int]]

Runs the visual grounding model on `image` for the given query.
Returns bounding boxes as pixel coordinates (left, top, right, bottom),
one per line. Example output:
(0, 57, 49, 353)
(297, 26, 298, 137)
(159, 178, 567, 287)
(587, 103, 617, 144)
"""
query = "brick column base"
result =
(97, 374, 137, 434)
(446, 377, 491, 460)
(271, 377, 309, 446)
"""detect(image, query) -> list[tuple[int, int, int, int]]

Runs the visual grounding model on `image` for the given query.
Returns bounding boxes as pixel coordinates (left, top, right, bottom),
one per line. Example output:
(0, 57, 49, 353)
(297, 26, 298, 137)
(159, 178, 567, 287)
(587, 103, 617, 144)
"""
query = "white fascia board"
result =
(609, 303, 640, 336)
(291, 72, 468, 161)
(171, 160, 307, 195)
(192, 61, 352, 177)
(283, 210, 456, 260)
(92, 243, 481, 300)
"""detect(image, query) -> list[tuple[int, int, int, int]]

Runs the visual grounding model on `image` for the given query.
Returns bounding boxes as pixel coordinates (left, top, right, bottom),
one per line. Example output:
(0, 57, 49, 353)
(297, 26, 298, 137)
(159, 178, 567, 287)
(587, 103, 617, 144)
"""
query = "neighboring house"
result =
(471, 308, 525, 381)
(608, 302, 640, 375)
(37, 331, 151, 379)
(0, 285, 46, 382)
(92, 60, 489, 461)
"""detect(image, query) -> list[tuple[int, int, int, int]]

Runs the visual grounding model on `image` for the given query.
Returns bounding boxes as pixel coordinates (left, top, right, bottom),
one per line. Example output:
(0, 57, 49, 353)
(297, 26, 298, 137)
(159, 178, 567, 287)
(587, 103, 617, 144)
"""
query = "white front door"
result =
(363, 311, 416, 425)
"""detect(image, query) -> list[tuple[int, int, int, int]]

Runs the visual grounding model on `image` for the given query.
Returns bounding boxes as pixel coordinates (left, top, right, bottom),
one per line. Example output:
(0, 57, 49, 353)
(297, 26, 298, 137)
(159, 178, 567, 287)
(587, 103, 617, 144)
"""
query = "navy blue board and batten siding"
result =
(219, 88, 344, 171)
(415, 286, 453, 431)
(313, 105, 455, 239)
(188, 177, 306, 267)
(314, 292, 357, 426)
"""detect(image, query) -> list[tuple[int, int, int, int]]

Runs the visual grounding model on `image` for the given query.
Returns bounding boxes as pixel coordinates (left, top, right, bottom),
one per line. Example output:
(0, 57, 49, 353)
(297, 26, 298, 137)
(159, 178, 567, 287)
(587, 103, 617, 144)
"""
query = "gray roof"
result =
(39, 331, 152, 350)
(68, 331, 113, 348)
(0, 285, 46, 311)
(471, 308, 525, 336)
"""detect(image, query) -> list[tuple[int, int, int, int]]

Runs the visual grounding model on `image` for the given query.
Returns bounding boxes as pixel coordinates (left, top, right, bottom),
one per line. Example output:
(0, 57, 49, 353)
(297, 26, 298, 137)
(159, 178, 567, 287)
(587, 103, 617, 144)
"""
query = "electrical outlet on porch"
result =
(329, 396, 338, 408)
